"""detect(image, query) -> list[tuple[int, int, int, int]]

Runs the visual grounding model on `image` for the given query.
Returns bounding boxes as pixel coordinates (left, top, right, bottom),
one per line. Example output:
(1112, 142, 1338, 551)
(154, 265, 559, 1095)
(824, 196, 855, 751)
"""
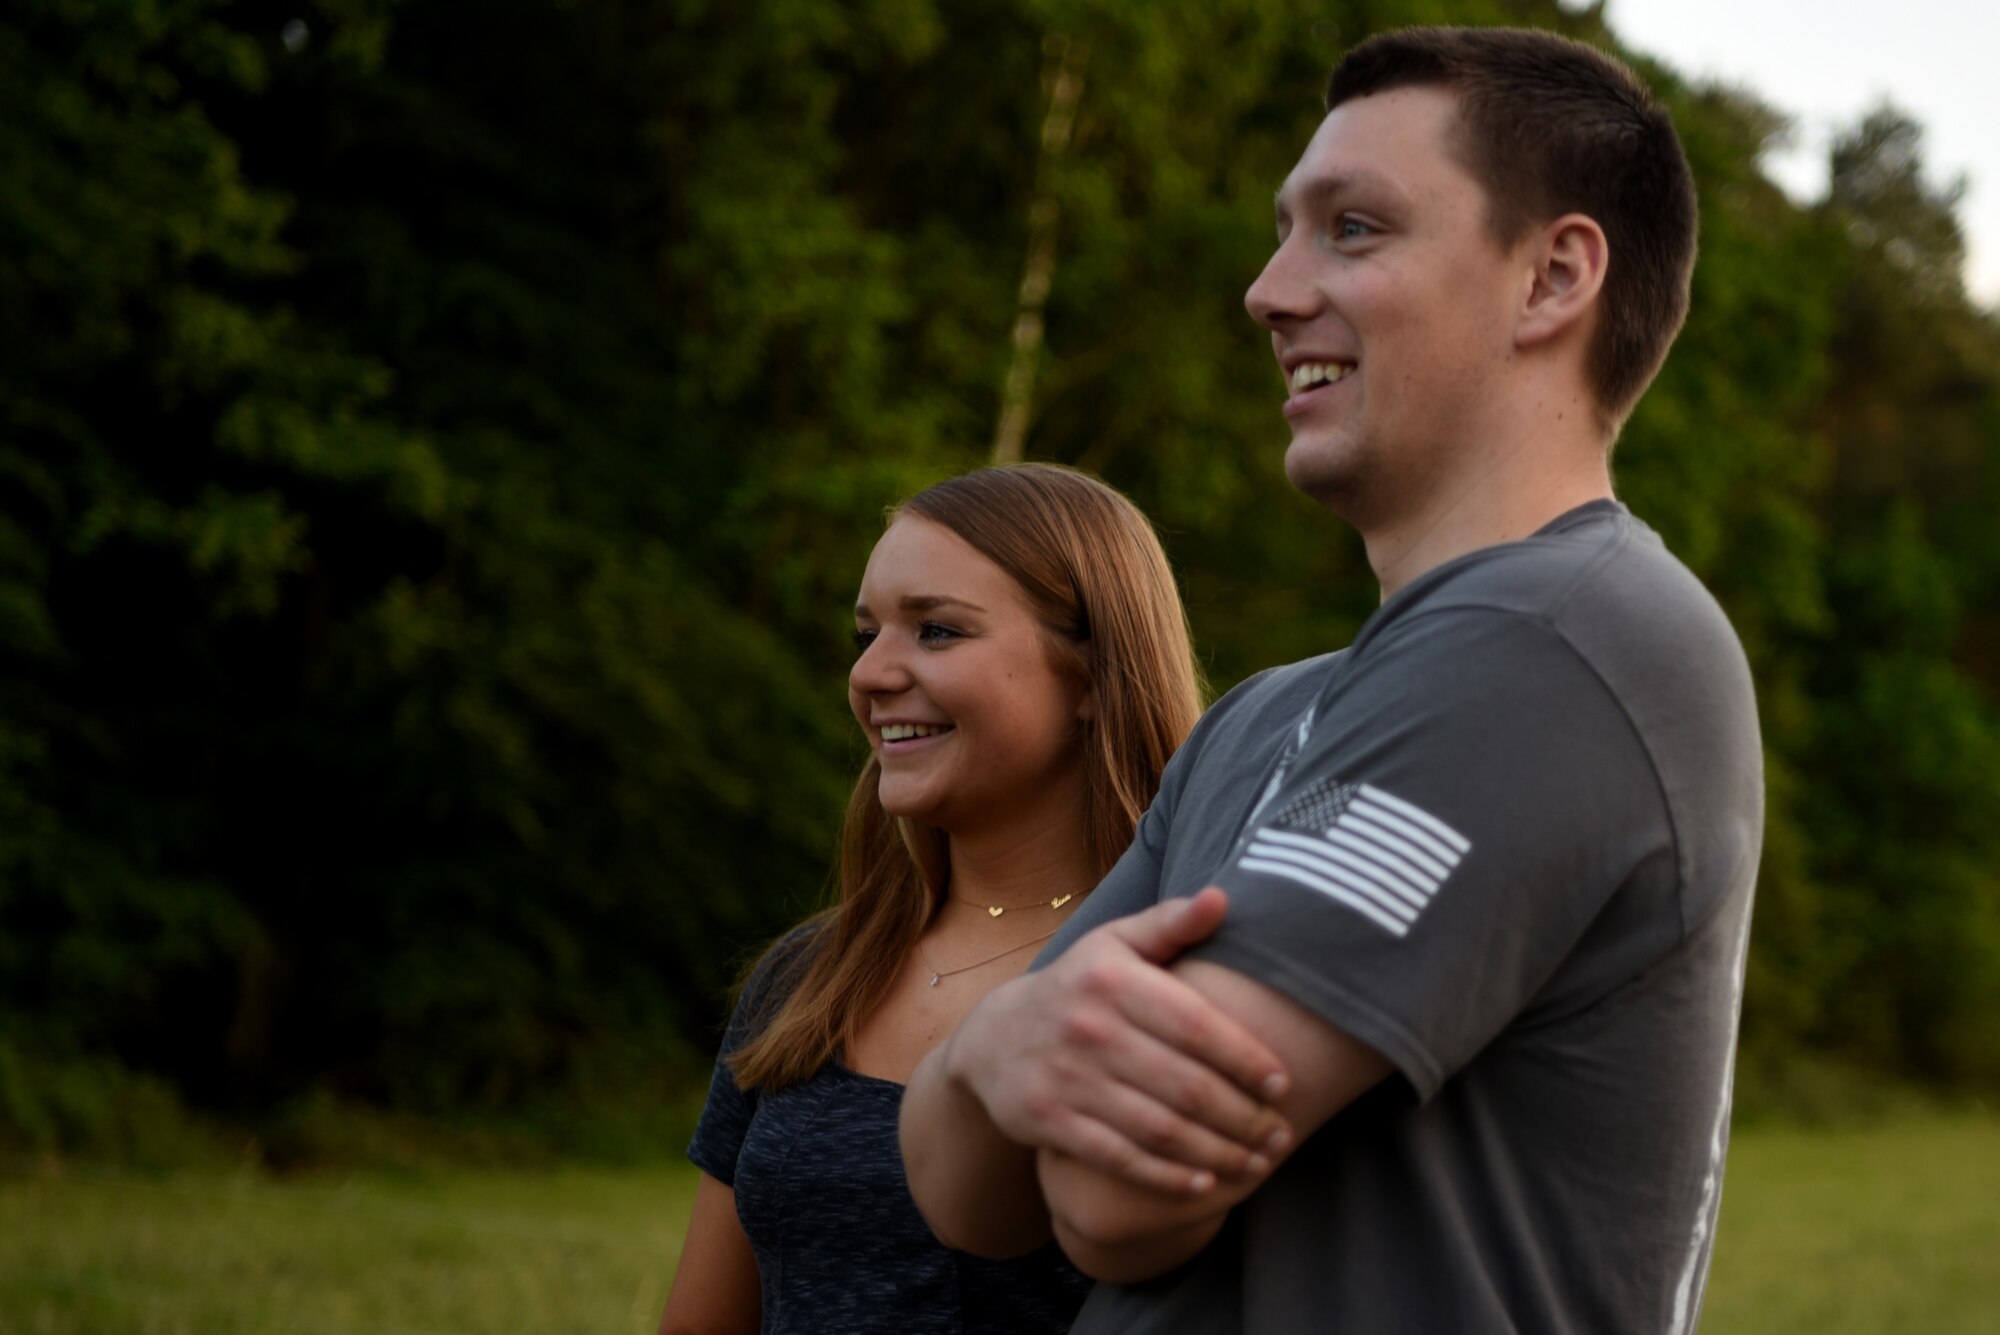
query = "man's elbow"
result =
(1043, 1179, 1156, 1251)
(1051, 1216, 1156, 1284)
(909, 1191, 991, 1258)
(1046, 1196, 1226, 1284)
(1038, 1148, 1229, 1282)
(904, 1147, 1052, 1259)
(922, 1206, 1054, 1261)
(905, 1167, 996, 1257)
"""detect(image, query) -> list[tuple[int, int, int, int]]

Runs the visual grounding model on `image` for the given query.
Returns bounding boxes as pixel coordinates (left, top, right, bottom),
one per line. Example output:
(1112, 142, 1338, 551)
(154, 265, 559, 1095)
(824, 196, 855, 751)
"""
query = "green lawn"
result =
(1701, 1115, 2000, 1334)
(0, 1160, 697, 1334)
(2, 1115, 1995, 1333)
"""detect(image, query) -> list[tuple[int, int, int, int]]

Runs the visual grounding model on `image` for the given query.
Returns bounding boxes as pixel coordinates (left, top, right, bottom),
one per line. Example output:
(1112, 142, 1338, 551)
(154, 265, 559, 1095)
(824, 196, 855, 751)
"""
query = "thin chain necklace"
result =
(948, 891, 1078, 918)
(917, 924, 1063, 987)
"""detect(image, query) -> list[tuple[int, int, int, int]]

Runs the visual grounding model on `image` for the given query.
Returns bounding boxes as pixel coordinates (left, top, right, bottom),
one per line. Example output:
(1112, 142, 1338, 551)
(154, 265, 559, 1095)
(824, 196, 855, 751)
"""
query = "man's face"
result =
(1246, 86, 1527, 523)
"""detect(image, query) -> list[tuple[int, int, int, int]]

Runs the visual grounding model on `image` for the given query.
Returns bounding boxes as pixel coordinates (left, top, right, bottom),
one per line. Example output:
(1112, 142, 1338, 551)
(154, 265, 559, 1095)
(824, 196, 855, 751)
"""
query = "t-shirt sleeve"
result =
(1184, 607, 1670, 1100)
(686, 925, 820, 1184)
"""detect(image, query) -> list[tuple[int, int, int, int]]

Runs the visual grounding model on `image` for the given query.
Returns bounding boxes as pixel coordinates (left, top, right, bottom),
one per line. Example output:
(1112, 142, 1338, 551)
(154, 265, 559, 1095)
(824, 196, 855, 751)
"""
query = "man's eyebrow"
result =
(1274, 170, 1404, 220)
(853, 595, 988, 617)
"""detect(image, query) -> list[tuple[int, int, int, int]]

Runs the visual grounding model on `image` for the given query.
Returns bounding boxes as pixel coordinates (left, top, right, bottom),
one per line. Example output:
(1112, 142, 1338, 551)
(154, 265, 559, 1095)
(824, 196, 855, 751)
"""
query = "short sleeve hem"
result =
(1185, 927, 1447, 1101)
(1183, 602, 1673, 1094)
(687, 1125, 741, 1186)
(683, 921, 829, 1187)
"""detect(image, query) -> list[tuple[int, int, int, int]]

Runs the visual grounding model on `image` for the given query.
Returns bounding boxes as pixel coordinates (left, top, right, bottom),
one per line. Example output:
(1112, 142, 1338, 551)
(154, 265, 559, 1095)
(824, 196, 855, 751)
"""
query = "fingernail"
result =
(1262, 1073, 1289, 1100)
(1188, 1170, 1215, 1194)
(1246, 1153, 1271, 1175)
(1264, 1127, 1291, 1154)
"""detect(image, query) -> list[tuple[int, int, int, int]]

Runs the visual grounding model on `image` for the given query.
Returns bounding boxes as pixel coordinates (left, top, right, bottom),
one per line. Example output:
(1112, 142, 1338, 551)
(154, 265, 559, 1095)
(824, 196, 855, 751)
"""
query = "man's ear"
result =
(1516, 213, 1608, 349)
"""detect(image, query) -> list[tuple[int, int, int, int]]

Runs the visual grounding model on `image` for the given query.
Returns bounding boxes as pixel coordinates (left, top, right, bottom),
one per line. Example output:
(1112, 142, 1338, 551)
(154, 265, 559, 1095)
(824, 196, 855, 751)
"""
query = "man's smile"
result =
(1288, 361, 1357, 394)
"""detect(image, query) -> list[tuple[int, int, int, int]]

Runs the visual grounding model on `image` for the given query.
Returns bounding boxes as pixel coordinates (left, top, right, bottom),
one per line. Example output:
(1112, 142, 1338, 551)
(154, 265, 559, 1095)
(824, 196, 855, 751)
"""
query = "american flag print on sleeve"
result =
(1235, 780, 1471, 937)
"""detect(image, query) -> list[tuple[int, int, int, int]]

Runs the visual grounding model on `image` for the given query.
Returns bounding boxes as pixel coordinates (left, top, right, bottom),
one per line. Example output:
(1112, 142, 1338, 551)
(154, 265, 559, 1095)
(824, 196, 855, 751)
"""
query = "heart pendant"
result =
(1050, 894, 1073, 909)
(987, 906, 1004, 917)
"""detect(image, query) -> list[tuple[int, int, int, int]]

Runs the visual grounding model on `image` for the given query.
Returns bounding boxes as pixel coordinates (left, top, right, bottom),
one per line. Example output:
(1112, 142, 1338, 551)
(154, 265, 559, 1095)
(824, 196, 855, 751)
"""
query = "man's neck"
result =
(1363, 434, 1614, 600)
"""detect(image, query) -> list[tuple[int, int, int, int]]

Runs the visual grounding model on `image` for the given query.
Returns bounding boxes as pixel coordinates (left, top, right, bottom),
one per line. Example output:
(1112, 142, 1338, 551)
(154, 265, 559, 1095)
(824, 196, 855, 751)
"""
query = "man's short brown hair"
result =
(1327, 27, 1697, 426)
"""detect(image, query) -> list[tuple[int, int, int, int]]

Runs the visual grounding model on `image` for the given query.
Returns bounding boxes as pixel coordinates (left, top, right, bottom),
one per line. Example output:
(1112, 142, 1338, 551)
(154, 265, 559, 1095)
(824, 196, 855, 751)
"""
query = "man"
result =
(901, 25, 1762, 1333)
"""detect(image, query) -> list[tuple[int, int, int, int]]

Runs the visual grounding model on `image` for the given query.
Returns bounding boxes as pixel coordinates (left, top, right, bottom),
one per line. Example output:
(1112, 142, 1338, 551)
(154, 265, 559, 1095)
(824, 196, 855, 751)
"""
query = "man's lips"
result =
(1285, 359, 1357, 394)
(1279, 358, 1358, 417)
(1283, 372, 1355, 419)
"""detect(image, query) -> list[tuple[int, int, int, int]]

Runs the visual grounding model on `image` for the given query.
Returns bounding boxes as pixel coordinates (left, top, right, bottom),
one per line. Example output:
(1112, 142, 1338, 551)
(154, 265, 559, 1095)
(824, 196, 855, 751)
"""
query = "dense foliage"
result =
(4, 0, 1997, 1156)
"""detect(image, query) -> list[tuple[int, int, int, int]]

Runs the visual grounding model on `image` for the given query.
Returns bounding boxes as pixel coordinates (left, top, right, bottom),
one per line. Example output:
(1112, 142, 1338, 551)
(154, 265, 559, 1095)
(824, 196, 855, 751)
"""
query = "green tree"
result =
(1789, 109, 2000, 1085)
(8, 0, 1999, 1159)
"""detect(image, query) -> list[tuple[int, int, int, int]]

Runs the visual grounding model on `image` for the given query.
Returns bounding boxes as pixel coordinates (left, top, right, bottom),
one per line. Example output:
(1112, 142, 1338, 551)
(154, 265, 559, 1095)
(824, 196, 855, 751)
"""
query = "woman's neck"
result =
(943, 790, 1097, 910)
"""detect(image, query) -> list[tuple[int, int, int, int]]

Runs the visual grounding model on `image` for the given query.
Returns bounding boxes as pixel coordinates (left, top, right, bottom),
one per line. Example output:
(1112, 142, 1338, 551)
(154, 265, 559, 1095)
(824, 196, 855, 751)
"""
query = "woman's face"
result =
(848, 516, 1091, 835)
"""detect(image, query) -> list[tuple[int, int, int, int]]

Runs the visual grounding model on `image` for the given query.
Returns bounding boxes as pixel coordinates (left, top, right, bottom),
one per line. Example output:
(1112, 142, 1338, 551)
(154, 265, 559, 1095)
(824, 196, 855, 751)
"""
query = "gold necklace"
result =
(917, 925, 1063, 987)
(948, 891, 1078, 918)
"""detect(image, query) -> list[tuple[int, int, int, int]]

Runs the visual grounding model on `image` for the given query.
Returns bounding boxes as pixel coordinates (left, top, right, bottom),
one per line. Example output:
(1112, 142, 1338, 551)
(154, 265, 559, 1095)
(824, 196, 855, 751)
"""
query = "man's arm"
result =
(900, 889, 1298, 1258)
(1038, 951, 1392, 1282)
(898, 1031, 1050, 1256)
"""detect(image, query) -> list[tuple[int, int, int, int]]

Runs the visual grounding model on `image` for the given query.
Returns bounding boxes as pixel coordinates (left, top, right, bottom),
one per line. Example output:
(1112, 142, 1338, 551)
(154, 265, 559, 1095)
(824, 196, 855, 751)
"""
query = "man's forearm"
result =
(1043, 1147, 1229, 1282)
(897, 893, 1298, 1260)
(1031, 957, 1395, 1282)
(899, 1032, 1053, 1258)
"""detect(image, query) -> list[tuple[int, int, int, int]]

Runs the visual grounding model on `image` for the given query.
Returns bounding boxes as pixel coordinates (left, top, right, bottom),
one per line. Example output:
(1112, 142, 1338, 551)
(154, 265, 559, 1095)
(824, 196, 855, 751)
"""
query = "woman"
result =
(661, 464, 1204, 1334)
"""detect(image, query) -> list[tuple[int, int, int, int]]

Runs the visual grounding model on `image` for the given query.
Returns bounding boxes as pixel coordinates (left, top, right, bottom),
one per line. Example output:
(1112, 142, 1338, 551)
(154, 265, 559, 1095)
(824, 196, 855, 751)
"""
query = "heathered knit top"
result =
(687, 928, 1089, 1335)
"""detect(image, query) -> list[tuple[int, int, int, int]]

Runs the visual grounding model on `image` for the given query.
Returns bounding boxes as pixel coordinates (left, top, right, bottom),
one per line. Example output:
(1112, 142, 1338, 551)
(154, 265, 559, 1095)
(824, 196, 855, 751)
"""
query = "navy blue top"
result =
(688, 931, 1089, 1334)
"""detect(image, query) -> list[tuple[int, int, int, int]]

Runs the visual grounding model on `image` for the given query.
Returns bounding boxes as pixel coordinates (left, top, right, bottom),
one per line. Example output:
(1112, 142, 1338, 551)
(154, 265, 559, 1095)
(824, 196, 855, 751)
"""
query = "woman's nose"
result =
(848, 631, 911, 696)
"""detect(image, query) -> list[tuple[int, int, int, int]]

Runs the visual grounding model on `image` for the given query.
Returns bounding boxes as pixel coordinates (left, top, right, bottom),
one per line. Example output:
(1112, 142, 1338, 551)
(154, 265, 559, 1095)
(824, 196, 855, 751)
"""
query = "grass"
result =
(0, 1160, 697, 1335)
(1, 1114, 1995, 1333)
(1702, 1114, 2000, 1334)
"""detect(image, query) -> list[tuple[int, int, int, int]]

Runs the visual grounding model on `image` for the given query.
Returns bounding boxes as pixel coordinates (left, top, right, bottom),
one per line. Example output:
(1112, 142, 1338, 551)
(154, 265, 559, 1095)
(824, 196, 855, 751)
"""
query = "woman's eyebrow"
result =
(897, 595, 987, 614)
(852, 595, 988, 617)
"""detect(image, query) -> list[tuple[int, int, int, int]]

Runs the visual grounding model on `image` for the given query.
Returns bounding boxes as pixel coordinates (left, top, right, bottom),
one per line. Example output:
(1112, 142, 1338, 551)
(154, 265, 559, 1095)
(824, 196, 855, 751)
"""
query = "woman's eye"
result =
(916, 621, 962, 646)
(851, 628, 878, 654)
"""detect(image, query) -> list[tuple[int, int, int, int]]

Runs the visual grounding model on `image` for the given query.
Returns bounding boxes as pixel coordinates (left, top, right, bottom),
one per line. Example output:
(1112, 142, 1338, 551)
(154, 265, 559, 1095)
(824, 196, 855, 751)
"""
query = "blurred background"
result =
(2, 0, 1996, 1330)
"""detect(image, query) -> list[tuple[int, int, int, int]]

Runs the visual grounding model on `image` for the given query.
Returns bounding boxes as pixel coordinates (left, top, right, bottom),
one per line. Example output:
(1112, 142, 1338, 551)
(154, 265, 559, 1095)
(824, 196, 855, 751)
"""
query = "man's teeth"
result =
(1290, 362, 1356, 392)
(881, 724, 951, 742)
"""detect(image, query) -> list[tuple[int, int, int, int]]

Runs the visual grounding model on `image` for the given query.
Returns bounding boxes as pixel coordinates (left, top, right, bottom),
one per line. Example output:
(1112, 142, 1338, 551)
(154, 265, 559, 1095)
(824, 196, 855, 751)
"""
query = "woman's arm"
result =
(659, 1172, 760, 1335)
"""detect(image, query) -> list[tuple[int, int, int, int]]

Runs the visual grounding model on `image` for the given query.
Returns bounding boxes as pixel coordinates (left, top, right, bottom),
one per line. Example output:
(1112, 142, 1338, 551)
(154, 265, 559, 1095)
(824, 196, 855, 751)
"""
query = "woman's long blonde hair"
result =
(728, 464, 1205, 1090)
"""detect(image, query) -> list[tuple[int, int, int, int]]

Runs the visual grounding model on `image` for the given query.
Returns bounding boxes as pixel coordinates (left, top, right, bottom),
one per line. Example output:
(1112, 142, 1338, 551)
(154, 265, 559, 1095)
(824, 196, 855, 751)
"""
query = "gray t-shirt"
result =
(1041, 501, 1763, 1334)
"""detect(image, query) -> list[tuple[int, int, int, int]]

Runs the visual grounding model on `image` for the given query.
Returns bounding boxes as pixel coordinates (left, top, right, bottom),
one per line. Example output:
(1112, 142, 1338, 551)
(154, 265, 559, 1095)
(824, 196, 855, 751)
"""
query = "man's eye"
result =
(916, 621, 963, 646)
(851, 628, 878, 654)
(1335, 217, 1374, 241)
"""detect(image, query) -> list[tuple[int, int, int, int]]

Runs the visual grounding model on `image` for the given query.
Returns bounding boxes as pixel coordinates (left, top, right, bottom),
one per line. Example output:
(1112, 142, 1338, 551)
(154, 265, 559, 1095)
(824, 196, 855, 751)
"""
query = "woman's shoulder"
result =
(722, 915, 833, 1051)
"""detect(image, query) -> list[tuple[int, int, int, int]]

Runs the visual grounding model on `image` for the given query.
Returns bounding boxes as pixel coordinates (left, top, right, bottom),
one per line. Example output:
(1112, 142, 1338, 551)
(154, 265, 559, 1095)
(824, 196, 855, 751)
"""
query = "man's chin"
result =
(1283, 438, 1363, 511)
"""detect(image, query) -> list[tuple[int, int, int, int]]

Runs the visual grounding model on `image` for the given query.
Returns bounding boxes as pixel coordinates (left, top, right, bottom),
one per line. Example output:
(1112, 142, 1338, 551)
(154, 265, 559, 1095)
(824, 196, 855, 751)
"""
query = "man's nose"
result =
(1245, 235, 1318, 329)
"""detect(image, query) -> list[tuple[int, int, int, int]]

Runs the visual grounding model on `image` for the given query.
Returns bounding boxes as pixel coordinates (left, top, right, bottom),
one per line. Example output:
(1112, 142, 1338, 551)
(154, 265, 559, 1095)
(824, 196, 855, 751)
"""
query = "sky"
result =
(1598, 0, 2000, 306)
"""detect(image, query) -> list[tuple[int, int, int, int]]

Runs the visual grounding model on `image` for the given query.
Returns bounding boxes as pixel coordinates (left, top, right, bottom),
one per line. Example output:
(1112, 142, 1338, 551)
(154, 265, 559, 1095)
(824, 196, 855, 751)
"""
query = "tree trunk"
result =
(992, 35, 1088, 464)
